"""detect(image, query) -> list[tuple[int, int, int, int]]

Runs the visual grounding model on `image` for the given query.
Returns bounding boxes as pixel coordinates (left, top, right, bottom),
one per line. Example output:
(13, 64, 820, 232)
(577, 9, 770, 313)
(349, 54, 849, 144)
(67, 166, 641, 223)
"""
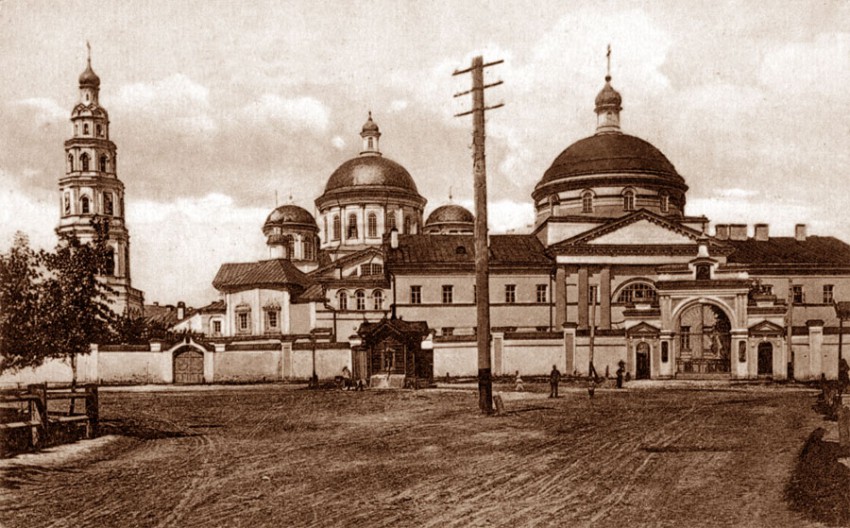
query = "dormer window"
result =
(623, 190, 635, 211)
(581, 191, 594, 213)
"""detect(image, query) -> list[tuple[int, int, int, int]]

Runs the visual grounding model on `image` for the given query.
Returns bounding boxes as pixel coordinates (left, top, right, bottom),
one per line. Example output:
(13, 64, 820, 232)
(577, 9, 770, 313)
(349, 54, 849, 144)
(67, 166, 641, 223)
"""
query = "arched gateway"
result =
(674, 301, 733, 376)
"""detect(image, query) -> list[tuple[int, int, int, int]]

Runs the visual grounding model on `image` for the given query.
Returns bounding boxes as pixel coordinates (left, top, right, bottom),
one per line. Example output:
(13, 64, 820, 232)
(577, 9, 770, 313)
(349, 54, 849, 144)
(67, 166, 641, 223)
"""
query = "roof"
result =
(533, 133, 687, 199)
(425, 204, 474, 226)
(595, 78, 622, 109)
(386, 234, 552, 270)
(263, 205, 317, 231)
(212, 258, 312, 292)
(143, 304, 181, 326)
(79, 59, 100, 87)
(198, 300, 226, 313)
(725, 236, 850, 267)
(322, 155, 420, 194)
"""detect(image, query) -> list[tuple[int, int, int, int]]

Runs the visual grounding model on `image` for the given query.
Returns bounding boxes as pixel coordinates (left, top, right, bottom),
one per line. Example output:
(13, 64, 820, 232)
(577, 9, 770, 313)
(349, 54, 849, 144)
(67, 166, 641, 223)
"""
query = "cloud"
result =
(759, 32, 850, 99)
(454, 198, 535, 234)
(240, 94, 330, 133)
(331, 136, 346, 149)
(13, 98, 66, 127)
(0, 170, 57, 251)
(389, 99, 408, 112)
(113, 74, 216, 134)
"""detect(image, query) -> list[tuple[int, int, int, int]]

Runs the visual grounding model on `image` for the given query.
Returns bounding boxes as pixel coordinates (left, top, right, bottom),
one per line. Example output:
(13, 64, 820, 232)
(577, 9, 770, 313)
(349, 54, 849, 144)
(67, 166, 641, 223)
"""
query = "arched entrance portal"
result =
(174, 347, 204, 384)
(757, 342, 773, 376)
(675, 302, 732, 376)
(635, 342, 651, 380)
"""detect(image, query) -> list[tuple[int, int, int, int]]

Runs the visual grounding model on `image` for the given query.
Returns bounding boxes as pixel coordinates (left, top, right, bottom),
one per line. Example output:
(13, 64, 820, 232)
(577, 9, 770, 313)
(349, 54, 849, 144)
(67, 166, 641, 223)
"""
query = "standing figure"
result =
(549, 365, 561, 398)
(839, 357, 850, 393)
(616, 360, 625, 389)
(341, 365, 352, 390)
(515, 370, 524, 392)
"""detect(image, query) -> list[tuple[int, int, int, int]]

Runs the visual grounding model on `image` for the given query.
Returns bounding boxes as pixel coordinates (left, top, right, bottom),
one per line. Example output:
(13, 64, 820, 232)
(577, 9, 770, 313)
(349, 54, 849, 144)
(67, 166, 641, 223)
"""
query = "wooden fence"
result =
(0, 383, 99, 455)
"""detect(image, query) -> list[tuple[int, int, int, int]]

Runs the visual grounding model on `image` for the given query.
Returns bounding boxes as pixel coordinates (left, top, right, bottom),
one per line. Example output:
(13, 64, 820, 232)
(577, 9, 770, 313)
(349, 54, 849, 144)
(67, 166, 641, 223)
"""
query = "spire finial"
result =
(448, 186, 453, 202)
(86, 40, 92, 65)
(288, 189, 293, 204)
(606, 44, 611, 82)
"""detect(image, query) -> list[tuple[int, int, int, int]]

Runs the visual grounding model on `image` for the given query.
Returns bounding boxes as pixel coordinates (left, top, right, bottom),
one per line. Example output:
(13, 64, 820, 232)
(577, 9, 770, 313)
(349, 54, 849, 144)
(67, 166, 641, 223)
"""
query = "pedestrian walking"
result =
(549, 365, 561, 398)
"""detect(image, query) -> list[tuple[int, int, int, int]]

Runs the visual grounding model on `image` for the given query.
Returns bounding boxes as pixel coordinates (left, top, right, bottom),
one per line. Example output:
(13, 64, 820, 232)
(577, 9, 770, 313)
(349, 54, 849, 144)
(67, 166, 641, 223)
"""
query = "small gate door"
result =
(174, 348, 204, 384)
(636, 342, 651, 380)
(757, 342, 773, 376)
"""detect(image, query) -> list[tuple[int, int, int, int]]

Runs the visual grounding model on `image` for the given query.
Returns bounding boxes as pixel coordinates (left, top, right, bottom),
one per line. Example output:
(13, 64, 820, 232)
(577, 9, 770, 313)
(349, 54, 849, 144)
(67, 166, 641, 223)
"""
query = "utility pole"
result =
(453, 56, 504, 414)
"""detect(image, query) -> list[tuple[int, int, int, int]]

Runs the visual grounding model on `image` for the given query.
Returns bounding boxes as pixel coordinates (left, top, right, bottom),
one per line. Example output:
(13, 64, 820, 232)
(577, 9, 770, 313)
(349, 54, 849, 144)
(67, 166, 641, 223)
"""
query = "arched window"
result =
(355, 290, 366, 310)
(332, 215, 340, 241)
(100, 155, 108, 172)
(403, 215, 411, 234)
(367, 212, 378, 238)
(617, 282, 657, 304)
(347, 213, 358, 239)
(67, 153, 74, 171)
(303, 238, 314, 260)
(80, 153, 89, 172)
(83, 123, 89, 135)
(373, 290, 384, 310)
(368, 137, 374, 150)
(63, 193, 71, 215)
(80, 195, 90, 214)
(581, 191, 594, 213)
(623, 189, 635, 211)
(104, 192, 114, 216)
(337, 290, 348, 311)
(96, 124, 103, 137)
(103, 247, 115, 276)
(387, 211, 397, 231)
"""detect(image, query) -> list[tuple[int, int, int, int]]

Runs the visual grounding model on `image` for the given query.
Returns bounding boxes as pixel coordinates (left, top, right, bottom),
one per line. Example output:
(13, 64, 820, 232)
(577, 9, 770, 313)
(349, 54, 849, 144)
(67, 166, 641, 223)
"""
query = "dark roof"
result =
(212, 259, 311, 292)
(263, 205, 317, 231)
(358, 318, 429, 343)
(296, 283, 326, 303)
(533, 133, 687, 200)
(386, 234, 551, 269)
(425, 204, 474, 226)
(725, 236, 850, 267)
(79, 59, 100, 87)
(143, 304, 180, 326)
(198, 300, 226, 313)
(323, 155, 419, 194)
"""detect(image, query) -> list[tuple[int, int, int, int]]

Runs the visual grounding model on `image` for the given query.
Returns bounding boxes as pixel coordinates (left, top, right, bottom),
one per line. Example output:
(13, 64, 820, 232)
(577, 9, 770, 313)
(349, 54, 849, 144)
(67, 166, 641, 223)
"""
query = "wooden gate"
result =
(174, 348, 204, 384)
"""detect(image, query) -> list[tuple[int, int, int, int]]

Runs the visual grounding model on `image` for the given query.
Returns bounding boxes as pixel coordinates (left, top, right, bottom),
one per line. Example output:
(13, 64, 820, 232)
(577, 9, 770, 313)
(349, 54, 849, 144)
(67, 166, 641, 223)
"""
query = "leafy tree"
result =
(0, 233, 48, 371)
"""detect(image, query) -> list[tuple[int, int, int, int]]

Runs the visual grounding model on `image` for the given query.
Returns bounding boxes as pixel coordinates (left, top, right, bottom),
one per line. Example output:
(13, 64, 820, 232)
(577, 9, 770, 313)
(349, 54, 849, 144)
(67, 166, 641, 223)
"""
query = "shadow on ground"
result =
(786, 427, 850, 526)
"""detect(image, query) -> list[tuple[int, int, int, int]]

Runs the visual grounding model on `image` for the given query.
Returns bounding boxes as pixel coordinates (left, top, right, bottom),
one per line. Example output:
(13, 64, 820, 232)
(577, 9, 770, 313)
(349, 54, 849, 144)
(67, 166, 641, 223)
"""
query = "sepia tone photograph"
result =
(1, 0, 850, 526)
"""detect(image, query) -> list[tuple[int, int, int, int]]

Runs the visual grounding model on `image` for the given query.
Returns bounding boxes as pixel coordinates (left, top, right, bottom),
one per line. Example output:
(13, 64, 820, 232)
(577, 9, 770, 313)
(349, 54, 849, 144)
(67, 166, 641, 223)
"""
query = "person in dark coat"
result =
(549, 365, 561, 398)
(616, 360, 625, 389)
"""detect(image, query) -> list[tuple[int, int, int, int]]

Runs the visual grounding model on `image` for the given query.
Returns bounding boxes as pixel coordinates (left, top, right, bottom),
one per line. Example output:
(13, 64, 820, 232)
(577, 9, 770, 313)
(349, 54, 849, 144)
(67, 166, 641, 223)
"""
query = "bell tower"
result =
(57, 44, 144, 315)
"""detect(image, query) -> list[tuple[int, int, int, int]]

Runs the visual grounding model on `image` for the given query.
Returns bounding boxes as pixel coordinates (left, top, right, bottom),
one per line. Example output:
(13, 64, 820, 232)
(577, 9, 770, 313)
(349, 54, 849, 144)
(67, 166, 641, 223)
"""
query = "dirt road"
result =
(0, 385, 827, 527)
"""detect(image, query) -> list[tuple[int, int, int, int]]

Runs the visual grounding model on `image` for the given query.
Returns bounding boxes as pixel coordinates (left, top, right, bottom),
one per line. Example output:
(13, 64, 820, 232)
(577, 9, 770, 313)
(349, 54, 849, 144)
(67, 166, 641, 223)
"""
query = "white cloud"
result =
(331, 135, 346, 149)
(389, 99, 408, 112)
(12, 98, 66, 127)
(114, 74, 217, 133)
(241, 94, 330, 133)
(455, 198, 535, 234)
(759, 33, 850, 99)
(0, 170, 57, 251)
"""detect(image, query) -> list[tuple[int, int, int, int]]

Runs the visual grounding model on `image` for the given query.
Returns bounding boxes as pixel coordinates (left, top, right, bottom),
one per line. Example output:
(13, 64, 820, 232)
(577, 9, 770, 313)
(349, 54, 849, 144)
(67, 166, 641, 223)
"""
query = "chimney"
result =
(754, 224, 769, 241)
(177, 301, 186, 320)
(715, 224, 730, 240)
(795, 224, 807, 242)
(153, 301, 159, 306)
(730, 224, 748, 241)
(390, 227, 399, 249)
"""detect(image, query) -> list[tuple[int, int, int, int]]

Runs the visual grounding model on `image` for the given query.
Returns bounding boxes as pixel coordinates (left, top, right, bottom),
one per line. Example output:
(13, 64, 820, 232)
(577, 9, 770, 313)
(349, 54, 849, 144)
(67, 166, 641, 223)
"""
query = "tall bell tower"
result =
(57, 44, 144, 316)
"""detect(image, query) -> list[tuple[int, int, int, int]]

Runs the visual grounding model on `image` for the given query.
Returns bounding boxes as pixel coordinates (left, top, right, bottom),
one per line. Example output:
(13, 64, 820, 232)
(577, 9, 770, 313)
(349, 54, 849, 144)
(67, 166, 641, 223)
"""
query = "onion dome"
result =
(263, 205, 317, 232)
(79, 58, 100, 88)
(594, 75, 621, 111)
(361, 112, 380, 133)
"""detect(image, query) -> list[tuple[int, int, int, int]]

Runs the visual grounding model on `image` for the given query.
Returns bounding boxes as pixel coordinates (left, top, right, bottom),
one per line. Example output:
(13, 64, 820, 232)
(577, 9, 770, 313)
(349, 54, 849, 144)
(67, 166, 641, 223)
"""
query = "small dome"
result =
(361, 112, 380, 133)
(324, 156, 419, 195)
(426, 205, 474, 226)
(79, 60, 101, 88)
(595, 77, 621, 110)
(263, 205, 317, 230)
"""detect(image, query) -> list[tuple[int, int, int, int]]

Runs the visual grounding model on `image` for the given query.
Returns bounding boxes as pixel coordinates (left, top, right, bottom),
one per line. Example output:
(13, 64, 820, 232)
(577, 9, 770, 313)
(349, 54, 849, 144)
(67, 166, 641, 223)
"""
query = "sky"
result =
(1, 0, 849, 307)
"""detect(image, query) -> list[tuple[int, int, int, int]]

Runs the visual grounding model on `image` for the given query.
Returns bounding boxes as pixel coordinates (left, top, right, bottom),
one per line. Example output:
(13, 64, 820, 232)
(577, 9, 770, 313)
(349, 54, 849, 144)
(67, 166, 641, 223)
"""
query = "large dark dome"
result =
(324, 156, 419, 194)
(533, 133, 687, 200)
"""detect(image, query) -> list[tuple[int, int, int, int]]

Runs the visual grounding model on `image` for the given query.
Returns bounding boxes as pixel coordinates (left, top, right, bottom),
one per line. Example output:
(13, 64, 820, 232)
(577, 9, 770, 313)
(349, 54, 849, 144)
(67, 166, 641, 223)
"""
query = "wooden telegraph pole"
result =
(453, 56, 503, 414)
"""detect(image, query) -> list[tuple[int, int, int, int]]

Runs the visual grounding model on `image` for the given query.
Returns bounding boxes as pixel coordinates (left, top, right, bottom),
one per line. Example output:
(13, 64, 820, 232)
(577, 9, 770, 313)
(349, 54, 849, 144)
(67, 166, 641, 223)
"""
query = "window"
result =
(661, 341, 669, 362)
(410, 285, 422, 304)
(212, 320, 222, 336)
(332, 215, 340, 241)
(372, 290, 384, 310)
(80, 153, 89, 172)
(823, 285, 834, 304)
(791, 285, 804, 304)
(696, 264, 711, 281)
(403, 215, 411, 234)
(387, 211, 396, 231)
(104, 192, 114, 216)
(505, 284, 516, 304)
(617, 282, 657, 304)
(96, 124, 103, 137)
(266, 310, 279, 330)
(623, 190, 635, 211)
(83, 123, 89, 135)
(100, 155, 108, 172)
(303, 239, 314, 260)
(63, 193, 71, 215)
(442, 285, 453, 304)
(347, 213, 358, 239)
(235, 306, 252, 334)
(661, 194, 670, 213)
(367, 213, 378, 238)
(238, 313, 249, 331)
(589, 285, 598, 304)
(536, 284, 548, 303)
(103, 247, 115, 276)
(337, 290, 348, 311)
(680, 326, 691, 350)
(80, 195, 90, 214)
(441, 327, 454, 337)
(581, 191, 593, 213)
(323, 217, 328, 242)
(368, 137, 374, 150)
(355, 290, 366, 310)
(68, 153, 74, 171)
(361, 263, 383, 276)
(473, 285, 477, 303)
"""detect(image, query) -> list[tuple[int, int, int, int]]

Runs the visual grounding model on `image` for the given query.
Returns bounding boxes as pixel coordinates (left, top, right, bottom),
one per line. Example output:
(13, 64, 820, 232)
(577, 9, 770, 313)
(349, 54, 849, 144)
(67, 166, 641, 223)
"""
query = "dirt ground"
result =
(0, 383, 836, 527)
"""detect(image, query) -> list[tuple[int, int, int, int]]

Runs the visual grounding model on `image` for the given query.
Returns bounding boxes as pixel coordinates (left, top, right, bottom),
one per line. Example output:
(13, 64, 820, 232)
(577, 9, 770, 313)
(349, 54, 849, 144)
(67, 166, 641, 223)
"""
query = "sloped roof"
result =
(144, 304, 181, 326)
(212, 258, 311, 292)
(308, 247, 384, 278)
(386, 234, 551, 269)
(198, 300, 226, 313)
(725, 236, 850, 267)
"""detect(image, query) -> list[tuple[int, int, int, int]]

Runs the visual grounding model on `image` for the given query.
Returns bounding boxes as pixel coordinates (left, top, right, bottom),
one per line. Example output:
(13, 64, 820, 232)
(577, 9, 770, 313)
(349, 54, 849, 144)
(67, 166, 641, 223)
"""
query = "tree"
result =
(0, 233, 48, 371)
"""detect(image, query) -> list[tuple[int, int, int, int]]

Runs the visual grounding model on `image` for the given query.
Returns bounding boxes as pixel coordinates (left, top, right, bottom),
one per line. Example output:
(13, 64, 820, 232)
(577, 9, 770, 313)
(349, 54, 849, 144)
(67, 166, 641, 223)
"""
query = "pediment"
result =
(748, 320, 785, 335)
(311, 248, 384, 279)
(589, 219, 696, 246)
(626, 322, 660, 336)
